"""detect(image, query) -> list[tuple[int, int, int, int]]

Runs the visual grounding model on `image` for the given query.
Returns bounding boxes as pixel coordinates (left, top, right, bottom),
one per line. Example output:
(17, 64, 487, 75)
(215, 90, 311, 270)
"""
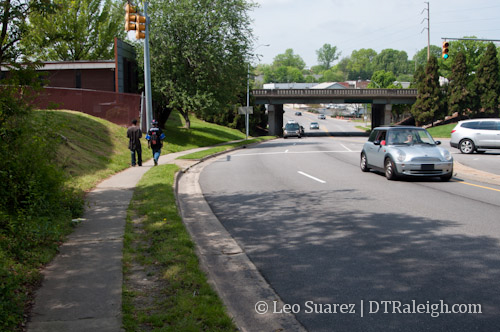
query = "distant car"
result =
(318, 114, 326, 120)
(360, 126, 453, 181)
(310, 122, 319, 129)
(295, 111, 302, 116)
(450, 118, 500, 154)
(284, 122, 302, 138)
(287, 119, 296, 124)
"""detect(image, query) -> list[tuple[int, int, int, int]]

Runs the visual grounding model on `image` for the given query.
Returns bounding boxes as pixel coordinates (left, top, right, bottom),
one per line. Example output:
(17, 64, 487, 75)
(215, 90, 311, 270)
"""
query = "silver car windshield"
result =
(387, 129, 435, 145)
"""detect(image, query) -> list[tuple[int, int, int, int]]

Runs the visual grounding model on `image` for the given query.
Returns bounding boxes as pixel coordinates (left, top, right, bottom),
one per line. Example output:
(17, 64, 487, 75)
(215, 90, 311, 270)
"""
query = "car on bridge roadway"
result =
(360, 126, 454, 181)
(318, 114, 326, 120)
(310, 122, 319, 129)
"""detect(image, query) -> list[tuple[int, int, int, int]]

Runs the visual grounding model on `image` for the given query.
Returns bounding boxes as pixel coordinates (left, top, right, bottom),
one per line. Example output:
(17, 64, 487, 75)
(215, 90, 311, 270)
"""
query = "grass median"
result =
(122, 164, 237, 331)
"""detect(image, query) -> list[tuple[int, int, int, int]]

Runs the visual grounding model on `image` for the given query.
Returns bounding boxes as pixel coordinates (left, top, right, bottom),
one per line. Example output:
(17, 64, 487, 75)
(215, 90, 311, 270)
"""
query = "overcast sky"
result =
(249, 0, 500, 68)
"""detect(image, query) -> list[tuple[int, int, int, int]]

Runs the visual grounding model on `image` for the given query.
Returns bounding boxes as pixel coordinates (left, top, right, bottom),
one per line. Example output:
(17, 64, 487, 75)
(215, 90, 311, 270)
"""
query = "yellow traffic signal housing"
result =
(124, 3, 146, 39)
(124, 4, 137, 31)
(442, 41, 450, 60)
(134, 15, 146, 39)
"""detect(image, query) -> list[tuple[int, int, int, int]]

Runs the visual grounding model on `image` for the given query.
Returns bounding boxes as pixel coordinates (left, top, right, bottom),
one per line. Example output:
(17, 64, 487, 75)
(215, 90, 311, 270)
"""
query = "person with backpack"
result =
(146, 119, 166, 166)
(127, 119, 142, 167)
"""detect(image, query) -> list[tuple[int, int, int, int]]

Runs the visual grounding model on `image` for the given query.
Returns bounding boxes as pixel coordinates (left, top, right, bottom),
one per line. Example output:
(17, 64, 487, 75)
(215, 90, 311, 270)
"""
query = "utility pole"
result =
(421, 2, 430, 61)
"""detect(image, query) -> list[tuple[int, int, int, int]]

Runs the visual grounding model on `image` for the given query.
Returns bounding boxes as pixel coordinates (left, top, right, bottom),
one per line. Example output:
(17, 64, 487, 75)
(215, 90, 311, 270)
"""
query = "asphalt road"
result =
(199, 116, 500, 331)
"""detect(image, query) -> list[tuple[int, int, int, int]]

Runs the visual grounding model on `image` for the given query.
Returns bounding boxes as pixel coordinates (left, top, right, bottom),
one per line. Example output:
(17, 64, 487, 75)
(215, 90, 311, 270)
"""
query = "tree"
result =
(0, 0, 56, 63)
(448, 51, 471, 117)
(319, 68, 344, 82)
(272, 48, 305, 70)
(346, 48, 377, 80)
(474, 43, 500, 117)
(413, 45, 441, 68)
(368, 70, 400, 88)
(146, 0, 255, 129)
(372, 49, 411, 78)
(316, 43, 340, 70)
(21, 0, 126, 61)
(411, 56, 443, 126)
(439, 37, 488, 78)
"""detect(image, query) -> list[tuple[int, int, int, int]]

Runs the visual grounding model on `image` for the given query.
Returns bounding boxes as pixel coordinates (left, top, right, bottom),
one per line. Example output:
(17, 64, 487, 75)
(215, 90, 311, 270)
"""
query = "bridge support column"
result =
(268, 104, 284, 136)
(371, 104, 392, 128)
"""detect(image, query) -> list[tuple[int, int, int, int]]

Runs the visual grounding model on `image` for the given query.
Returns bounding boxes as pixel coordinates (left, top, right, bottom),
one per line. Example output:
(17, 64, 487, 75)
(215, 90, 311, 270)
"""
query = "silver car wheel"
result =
(459, 139, 475, 154)
(385, 158, 397, 180)
(360, 153, 369, 172)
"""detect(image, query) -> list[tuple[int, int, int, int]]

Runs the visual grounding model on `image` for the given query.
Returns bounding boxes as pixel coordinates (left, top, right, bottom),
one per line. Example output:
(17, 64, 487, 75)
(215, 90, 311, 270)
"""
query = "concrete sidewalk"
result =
(26, 148, 206, 332)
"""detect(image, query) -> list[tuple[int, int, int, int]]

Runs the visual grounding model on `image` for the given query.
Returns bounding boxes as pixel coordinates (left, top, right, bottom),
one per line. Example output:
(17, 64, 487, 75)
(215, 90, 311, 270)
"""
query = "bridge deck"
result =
(253, 88, 417, 105)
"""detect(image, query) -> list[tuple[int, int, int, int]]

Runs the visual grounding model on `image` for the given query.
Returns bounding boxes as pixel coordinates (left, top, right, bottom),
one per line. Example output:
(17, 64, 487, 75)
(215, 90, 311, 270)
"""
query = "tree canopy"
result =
(21, 0, 126, 61)
(145, 0, 255, 128)
(316, 43, 340, 70)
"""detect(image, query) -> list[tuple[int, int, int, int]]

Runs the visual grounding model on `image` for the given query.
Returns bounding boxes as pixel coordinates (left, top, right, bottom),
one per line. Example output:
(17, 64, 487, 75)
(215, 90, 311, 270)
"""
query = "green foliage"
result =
(0, 96, 83, 332)
(345, 48, 377, 80)
(372, 49, 412, 79)
(272, 48, 306, 70)
(474, 43, 500, 117)
(316, 43, 340, 70)
(439, 37, 488, 78)
(319, 68, 345, 82)
(448, 52, 472, 116)
(0, 0, 58, 63)
(411, 56, 444, 125)
(146, 0, 255, 128)
(369, 70, 400, 88)
(123, 164, 236, 331)
(412, 45, 442, 68)
(21, 0, 126, 60)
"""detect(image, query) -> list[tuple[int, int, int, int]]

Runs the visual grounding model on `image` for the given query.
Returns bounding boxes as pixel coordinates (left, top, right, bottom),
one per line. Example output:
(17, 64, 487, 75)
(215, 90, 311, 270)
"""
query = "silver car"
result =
(360, 126, 454, 181)
(450, 118, 500, 154)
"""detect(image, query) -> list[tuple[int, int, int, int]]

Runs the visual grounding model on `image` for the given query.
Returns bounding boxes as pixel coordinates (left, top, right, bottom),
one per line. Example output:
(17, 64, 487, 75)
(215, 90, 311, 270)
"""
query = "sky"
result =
(249, 0, 500, 68)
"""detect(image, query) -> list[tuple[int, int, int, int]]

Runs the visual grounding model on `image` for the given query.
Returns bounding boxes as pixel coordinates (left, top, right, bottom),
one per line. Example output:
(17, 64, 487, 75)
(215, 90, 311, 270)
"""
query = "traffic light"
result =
(125, 3, 137, 31)
(135, 15, 146, 39)
(124, 3, 146, 39)
(442, 41, 450, 60)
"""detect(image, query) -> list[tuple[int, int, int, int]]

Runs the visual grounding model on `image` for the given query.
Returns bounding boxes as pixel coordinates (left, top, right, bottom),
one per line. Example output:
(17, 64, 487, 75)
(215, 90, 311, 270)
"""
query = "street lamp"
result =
(246, 43, 270, 139)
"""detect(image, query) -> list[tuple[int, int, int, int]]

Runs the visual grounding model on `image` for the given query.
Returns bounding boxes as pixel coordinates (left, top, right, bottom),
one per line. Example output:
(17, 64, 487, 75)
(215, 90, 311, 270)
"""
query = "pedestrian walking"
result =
(146, 119, 166, 166)
(127, 119, 142, 166)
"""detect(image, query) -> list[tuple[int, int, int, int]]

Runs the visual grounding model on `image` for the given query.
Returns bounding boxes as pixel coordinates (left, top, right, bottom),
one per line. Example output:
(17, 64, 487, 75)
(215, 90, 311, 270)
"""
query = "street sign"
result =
(238, 106, 253, 115)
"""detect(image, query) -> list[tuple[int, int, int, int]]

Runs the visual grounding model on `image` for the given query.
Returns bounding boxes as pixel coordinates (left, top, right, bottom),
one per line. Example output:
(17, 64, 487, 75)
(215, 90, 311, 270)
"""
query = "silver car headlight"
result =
(441, 149, 452, 161)
(395, 149, 406, 162)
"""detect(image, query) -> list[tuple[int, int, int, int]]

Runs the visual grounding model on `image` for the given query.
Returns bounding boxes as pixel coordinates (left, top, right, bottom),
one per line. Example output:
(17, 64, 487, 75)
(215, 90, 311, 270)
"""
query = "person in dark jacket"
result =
(145, 119, 166, 166)
(127, 119, 142, 166)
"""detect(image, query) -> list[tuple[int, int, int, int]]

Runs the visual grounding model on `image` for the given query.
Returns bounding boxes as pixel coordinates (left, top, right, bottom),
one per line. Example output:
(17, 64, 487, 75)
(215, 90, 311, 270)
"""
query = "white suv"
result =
(450, 119, 500, 154)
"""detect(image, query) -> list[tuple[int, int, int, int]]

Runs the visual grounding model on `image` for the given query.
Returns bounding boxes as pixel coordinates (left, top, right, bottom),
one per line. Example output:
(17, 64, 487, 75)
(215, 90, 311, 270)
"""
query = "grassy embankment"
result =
(4, 108, 268, 331)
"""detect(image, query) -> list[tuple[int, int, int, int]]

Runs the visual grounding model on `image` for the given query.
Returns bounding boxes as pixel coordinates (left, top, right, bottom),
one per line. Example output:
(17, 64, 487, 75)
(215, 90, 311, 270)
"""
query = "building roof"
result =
(38, 60, 115, 71)
(311, 82, 347, 89)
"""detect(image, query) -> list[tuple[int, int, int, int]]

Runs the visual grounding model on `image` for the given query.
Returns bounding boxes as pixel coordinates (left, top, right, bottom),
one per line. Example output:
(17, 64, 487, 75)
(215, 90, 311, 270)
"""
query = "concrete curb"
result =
(175, 157, 306, 332)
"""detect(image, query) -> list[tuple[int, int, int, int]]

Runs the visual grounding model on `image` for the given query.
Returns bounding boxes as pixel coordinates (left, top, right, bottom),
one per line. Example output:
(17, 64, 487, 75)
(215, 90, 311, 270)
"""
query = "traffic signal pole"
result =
(125, 1, 152, 131)
(143, 1, 153, 132)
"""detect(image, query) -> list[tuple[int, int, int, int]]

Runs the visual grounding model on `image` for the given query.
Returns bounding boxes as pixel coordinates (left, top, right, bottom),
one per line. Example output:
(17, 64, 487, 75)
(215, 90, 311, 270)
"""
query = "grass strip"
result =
(122, 164, 237, 331)
(177, 136, 275, 160)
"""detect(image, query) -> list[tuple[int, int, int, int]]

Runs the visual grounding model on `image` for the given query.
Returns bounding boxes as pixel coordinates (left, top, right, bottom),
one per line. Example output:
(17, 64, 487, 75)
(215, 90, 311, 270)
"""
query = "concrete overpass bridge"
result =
(253, 88, 417, 136)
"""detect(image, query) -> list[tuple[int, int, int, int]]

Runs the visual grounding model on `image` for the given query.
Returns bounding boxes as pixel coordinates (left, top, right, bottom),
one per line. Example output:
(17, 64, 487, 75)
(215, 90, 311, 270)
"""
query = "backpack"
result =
(151, 130, 159, 145)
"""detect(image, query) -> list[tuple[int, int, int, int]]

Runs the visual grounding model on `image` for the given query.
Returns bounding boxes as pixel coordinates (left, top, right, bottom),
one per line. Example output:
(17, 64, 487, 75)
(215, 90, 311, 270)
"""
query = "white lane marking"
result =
(285, 149, 289, 153)
(340, 143, 352, 152)
(298, 171, 326, 184)
(233, 150, 359, 157)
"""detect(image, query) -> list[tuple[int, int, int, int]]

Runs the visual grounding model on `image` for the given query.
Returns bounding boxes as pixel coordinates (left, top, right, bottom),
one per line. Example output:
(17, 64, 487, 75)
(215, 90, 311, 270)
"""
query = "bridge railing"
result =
(253, 88, 417, 97)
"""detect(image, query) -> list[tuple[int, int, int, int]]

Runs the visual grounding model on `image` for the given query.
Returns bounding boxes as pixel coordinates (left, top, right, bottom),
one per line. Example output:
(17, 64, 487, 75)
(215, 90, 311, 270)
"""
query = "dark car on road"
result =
(284, 122, 302, 138)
